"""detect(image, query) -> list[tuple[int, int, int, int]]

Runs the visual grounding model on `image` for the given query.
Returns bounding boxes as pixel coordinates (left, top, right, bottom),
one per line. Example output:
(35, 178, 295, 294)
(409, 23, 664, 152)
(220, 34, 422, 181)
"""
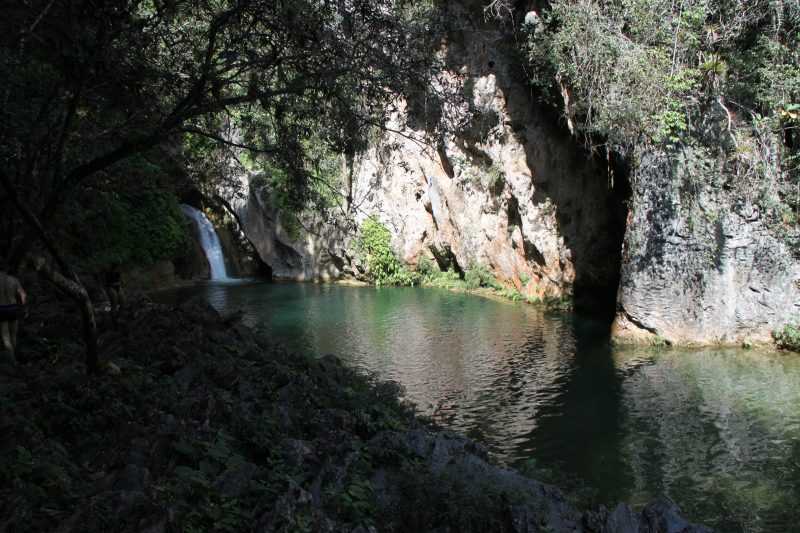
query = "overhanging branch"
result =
(182, 127, 278, 154)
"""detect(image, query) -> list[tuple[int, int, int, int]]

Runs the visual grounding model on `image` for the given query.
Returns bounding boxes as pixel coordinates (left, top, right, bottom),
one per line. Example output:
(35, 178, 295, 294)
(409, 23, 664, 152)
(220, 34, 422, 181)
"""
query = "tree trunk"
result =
(1, 170, 100, 374)
(29, 256, 99, 374)
(342, 152, 353, 213)
(345, 151, 354, 212)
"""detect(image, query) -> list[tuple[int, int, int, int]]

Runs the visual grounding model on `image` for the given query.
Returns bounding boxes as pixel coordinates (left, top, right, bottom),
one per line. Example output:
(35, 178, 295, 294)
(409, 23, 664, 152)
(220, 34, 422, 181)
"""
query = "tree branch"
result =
(182, 126, 278, 154)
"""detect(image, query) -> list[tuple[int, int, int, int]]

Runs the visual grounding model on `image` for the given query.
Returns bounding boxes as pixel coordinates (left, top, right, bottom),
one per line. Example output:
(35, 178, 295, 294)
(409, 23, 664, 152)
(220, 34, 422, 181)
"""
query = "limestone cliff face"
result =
(234, 3, 798, 345)
(238, 4, 624, 305)
(612, 148, 800, 345)
(239, 189, 356, 280)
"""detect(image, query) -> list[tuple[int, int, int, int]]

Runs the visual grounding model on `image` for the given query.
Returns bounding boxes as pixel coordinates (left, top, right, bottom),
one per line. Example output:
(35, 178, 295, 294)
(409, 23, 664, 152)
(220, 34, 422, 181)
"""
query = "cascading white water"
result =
(180, 204, 230, 281)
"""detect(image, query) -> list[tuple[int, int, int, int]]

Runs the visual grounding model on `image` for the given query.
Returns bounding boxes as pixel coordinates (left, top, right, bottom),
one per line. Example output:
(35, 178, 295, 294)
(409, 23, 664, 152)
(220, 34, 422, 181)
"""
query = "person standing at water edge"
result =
(104, 267, 125, 322)
(0, 271, 26, 364)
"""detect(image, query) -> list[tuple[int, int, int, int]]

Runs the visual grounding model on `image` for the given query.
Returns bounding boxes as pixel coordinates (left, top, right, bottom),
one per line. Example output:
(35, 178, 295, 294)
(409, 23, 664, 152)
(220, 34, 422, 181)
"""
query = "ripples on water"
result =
(158, 281, 800, 532)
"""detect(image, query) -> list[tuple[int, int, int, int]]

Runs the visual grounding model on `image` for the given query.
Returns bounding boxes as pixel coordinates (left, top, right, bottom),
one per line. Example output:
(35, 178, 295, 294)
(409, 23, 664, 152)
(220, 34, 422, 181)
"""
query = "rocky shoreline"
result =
(1, 299, 710, 532)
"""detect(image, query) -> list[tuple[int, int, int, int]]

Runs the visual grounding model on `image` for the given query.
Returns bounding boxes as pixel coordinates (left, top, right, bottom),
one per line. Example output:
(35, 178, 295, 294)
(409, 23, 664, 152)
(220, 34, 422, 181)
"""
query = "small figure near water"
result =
(104, 268, 125, 324)
(0, 271, 26, 364)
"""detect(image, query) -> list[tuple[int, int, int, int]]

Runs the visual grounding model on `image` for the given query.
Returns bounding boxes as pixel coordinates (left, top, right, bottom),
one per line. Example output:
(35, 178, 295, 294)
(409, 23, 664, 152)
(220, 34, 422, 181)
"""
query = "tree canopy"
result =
(0, 0, 445, 371)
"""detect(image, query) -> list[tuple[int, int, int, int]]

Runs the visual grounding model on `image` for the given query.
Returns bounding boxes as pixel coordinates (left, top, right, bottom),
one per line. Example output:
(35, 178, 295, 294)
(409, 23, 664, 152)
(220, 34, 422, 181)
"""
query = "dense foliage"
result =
(522, 0, 799, 223)
(774, 323, 800, 351)
(357, 218, 420, 286)
(69, 191, 188, 271)
(0, 0, 445, 369)
(464, 264, 503, 290)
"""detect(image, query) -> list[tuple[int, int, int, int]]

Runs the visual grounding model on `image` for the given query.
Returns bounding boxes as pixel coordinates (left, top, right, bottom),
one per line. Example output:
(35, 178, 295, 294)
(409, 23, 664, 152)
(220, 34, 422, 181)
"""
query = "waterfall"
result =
(180, 204, 230, 281)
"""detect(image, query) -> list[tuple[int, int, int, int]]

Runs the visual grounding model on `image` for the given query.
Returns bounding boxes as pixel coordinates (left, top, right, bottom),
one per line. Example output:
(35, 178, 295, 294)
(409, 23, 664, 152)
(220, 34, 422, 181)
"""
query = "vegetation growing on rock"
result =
(774, 323, 800, 352)
(357, 217, 420, 286)
(464, 263, 502, 290)
(522, 0, 799, 229)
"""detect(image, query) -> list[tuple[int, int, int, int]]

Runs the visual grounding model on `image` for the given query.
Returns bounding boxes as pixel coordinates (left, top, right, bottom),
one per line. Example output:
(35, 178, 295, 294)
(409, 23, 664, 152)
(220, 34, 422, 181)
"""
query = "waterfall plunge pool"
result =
(156, 281, 800, 532)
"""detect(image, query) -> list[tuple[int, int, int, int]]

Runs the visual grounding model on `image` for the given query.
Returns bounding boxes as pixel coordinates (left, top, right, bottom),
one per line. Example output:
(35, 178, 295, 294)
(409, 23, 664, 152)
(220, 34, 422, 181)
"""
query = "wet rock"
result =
(316, 353, 348, 383)
(582, 503, 639, 533)
(221, 309, 244, 326)
(602, 503, 639, 533)
(508, 504, 546, 533)
(370, 429, 584, 532)
(369, 429, 711, 533)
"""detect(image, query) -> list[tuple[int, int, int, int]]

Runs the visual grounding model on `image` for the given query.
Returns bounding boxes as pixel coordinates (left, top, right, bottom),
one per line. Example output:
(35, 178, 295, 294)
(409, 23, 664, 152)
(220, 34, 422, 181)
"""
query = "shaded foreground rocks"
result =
(1, 300, 709, 532)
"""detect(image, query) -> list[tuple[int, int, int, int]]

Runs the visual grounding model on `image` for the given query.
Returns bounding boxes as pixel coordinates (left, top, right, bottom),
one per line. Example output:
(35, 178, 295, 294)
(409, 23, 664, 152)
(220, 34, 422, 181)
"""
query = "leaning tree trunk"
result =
(29, 256, 99, 373)
(1, 170, 100, 374)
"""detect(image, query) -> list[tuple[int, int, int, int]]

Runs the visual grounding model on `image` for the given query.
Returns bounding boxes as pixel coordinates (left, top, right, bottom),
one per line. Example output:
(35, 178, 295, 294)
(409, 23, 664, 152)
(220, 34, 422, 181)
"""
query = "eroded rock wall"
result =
(234, 3, 798, 344)
(612, 147, 800, 344)
(239, 3, 624, 305)
(349, 3, 624, 303)
(239, 188, 358, 281)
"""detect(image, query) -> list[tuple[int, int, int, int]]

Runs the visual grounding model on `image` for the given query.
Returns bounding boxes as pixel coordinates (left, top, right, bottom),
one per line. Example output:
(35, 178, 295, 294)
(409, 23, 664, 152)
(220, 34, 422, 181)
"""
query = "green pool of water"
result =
(160, 281, 800, 532)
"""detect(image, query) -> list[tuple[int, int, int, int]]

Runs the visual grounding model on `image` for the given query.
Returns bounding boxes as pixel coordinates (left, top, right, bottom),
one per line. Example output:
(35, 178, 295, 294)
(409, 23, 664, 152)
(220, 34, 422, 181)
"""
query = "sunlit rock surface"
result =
(612, 148, 800, 344)
(233, 2, 799, 344)
(237, 3, 624, 305)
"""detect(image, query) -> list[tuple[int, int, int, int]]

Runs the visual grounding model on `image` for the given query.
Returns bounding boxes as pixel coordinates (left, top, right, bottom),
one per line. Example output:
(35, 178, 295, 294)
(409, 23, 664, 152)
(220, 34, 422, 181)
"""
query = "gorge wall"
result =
(231, 3, 799, 345)
(612, 147, 800, 345)
(236, 2, 626, 311)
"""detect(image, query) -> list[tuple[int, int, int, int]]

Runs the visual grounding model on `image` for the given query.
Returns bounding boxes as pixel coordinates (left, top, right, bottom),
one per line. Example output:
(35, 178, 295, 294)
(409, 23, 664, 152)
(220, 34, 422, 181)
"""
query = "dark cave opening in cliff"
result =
(507, 98, 632, 323)
(572, 151, 631, 322)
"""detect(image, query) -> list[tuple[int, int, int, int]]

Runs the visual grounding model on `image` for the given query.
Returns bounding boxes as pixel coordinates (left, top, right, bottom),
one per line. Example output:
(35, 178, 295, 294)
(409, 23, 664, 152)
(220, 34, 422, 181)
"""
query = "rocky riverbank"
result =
(1, 299, 710, 532)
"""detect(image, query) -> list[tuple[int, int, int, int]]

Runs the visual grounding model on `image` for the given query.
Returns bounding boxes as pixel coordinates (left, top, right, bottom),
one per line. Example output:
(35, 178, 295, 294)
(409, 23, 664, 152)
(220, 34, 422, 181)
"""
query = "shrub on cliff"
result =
(416, 256, 438, 282)
(523, 0, 799, 225)
(774, 324, 800, 352)
(425, 268, 465, 290)
(357, 217, 419, 286)
(464, 264, 502, 290)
